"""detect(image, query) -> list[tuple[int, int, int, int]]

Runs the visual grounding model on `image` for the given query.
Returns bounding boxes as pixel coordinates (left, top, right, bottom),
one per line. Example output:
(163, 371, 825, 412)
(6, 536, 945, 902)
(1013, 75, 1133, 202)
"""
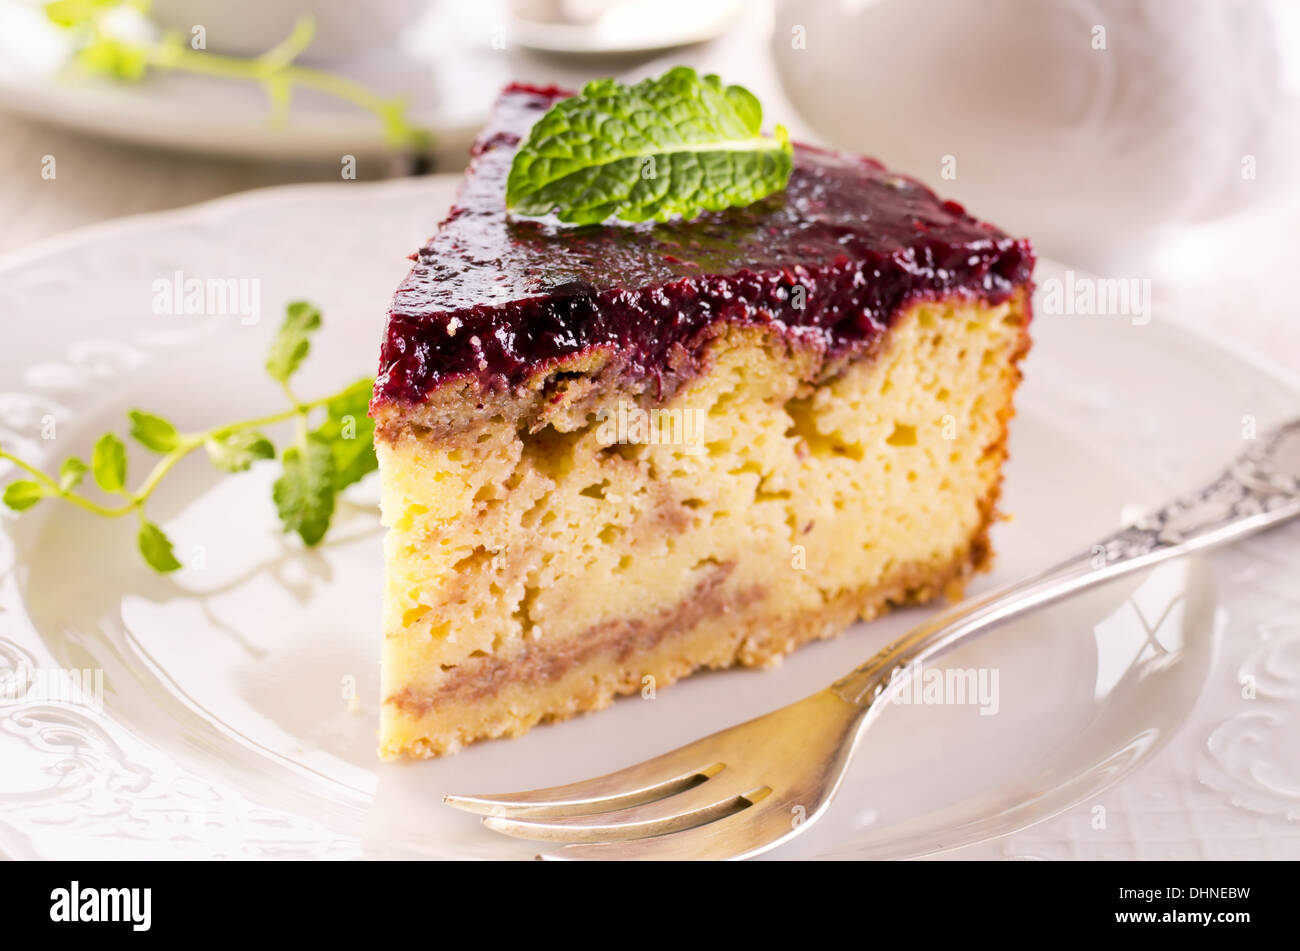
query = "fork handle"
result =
(832, 417, 1300, 707)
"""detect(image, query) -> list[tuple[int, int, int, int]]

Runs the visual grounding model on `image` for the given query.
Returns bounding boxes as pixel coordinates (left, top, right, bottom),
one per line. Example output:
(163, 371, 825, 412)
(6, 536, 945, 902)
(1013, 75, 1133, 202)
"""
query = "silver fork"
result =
(445, 418, 1300, 860)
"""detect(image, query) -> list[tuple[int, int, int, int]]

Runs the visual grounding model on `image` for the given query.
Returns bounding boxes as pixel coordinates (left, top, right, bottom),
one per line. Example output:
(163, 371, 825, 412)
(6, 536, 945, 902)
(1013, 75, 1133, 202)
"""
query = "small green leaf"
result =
(76, 35, 150, 81)
(266, 301, 322, 383)
(91, 433, 127, 493)
(128, 410, 181, 453)
(325, 422, 377, 492)
(505, 66, 794, 225)
(44, 1, 83, 27)
(3, 480, 45, 512)
(205, 430, 275, 473)
(325, 377, 375, 419)
(44, 0, 118, 29)
(312, 377, 377, 491)
(58, 457, 88, 492)
(138, 521, 182, 573)
(272, 435, 336, 546)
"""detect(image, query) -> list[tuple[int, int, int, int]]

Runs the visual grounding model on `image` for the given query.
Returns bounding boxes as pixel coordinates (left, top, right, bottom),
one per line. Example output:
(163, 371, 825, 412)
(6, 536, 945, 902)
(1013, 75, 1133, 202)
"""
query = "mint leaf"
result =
(266, 301, 322, 383)
(506, 66, 793, 225)
(205, 431, 275, 473)
(138, 520, 182, 572)
(59, 457, 88, 492)
(3, 481, 45, 511)
(91, 433, 127, 493)
(128, 410, 181, 453)
(273, 436, 335, 546)
(312, 377, 377, 491)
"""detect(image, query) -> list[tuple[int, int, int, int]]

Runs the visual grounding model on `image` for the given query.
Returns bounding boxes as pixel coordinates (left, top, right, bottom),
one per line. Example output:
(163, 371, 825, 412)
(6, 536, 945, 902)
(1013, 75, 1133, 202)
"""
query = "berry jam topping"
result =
(375, 84, 1034, 407)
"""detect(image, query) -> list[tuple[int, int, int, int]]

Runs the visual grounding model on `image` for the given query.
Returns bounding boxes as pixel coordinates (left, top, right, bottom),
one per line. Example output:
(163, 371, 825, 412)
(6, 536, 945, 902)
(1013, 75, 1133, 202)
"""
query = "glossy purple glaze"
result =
(374, 83, 1034, 407)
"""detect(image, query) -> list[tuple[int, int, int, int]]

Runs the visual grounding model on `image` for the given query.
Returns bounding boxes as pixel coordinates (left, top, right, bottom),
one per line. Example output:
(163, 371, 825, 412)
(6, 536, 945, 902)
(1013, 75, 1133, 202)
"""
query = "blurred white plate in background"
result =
(0, 0, 697, 162)
(509, 0, 741, 54)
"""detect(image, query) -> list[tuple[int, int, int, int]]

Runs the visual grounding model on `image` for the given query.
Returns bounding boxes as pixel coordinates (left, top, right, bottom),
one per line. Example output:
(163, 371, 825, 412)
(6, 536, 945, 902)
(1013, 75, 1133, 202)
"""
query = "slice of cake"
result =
(372, 83, 1034, 758)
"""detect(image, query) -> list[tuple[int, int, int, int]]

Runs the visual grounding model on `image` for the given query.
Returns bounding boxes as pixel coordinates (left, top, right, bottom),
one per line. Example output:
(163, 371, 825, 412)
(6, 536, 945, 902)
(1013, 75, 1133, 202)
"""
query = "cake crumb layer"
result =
(377, 291, 1029, 757)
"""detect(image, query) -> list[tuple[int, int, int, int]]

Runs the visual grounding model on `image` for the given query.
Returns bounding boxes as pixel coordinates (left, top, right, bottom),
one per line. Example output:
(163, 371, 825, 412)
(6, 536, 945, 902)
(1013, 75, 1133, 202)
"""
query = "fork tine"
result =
(481, 778, 772, 842)
(443, 749, 724, 818)
(538, 794, 802, 861)
(447, 690, 854, 825)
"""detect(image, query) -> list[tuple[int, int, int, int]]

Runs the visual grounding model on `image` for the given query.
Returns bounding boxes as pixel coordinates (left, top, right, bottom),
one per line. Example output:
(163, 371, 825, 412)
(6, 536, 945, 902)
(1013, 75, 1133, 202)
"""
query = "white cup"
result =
(772, 0, 1300, 269)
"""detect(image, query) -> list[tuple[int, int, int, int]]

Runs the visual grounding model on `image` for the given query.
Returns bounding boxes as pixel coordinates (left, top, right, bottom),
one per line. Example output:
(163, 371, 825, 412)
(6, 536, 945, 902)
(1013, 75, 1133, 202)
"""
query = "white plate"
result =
(0, 0, 592, 161)
(0, 176, 1298, 860)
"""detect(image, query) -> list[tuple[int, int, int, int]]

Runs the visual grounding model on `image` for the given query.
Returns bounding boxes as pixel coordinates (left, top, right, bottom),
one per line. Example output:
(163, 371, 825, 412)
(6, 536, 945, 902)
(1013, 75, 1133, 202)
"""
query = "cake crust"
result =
(385, 548, 987, 758)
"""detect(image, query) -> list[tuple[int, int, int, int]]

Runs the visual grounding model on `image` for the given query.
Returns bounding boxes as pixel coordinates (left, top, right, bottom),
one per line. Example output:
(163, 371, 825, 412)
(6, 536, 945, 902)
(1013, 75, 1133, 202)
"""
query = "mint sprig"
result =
(506, 66, 794, 225)
(0, 302, 378, 573)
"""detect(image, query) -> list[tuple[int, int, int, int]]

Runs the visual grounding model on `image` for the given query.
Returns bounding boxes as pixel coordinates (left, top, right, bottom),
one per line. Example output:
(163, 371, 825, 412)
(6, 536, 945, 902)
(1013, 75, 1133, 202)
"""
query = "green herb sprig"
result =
(506, 66, 793, 225)
(0, 302, 377, 573)
(44, 0, 427, 149)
